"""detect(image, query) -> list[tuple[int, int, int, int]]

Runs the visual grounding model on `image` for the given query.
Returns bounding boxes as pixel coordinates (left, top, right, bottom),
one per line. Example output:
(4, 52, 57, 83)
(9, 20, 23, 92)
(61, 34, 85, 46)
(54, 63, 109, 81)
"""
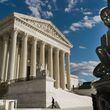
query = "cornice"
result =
(13, 12, 51, 24)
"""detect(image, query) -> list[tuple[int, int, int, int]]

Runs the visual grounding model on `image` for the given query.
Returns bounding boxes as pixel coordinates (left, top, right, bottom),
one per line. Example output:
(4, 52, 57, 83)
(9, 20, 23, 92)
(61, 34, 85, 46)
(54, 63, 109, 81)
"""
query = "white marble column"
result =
(14, 42, 19, 80)
(30, 38, 37, 78)
(19, 34, 28, 79)
(8, 29, 18, 81)
(47, 45, 53, 78)
(16, 53, 20, 79)
(60, 51, 65, 90)
(39, 41, 45, 69)
(54, 48, 60, 88)
(15, 42, 20, 80)
(1, 36, 8, 82)
(5, 51, 9, 81)
(66, 53, 71, 90)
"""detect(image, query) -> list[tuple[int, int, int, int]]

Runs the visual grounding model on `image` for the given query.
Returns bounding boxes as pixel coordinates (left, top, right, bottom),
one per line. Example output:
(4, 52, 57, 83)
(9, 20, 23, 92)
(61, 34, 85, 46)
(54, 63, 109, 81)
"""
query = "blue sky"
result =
(0, 0, 108, 82)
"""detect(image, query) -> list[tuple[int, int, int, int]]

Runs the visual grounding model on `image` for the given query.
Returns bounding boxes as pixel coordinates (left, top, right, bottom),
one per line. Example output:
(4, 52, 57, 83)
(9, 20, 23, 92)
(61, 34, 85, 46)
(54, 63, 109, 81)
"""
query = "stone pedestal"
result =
(3, 71, 55, 108)
(92, 77, 110, 110)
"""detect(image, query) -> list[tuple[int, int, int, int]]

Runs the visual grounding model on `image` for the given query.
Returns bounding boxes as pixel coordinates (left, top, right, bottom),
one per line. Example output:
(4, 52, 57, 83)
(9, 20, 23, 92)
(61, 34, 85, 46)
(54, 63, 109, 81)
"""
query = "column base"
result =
(7, 79, 16, 84)
(67, 84, 71, 91)
(15, 78, 27, 82)
(29, 76, 36, 80)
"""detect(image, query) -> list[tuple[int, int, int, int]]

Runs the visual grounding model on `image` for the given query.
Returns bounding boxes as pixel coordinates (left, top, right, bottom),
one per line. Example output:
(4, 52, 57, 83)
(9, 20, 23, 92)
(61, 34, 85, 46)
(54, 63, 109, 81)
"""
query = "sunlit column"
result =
(19, 34, 28, 79)
(30, 38, 37, 78)
(39, 41, 45, 69)
(47, 45, 53, 78)
(8, 29, 18, 81)
(15, 42, 20, 80)
(1, 36, 8, 82)
(14, 42, 19, 80)
(66, 53, 71, 90)
(54, 48, 60, 88)
(16, 53, 20, 79)
(60, 51, 65, 90)
(5, 51, 9, 82)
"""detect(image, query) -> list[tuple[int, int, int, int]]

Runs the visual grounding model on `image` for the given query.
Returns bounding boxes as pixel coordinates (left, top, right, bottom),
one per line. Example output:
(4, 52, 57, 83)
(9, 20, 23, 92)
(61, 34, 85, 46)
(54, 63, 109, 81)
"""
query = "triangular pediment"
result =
(13, 12, 72, 47)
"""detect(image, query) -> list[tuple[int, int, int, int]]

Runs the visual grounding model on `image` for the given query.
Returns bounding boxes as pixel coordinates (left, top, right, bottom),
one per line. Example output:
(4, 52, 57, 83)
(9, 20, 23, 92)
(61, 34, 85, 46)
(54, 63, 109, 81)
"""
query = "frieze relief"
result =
(20, 17, 67, 43)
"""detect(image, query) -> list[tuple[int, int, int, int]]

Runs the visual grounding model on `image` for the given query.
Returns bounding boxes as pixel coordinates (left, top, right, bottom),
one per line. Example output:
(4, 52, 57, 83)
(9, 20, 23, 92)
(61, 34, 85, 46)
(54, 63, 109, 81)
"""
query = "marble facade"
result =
(0, 12, 73, 90)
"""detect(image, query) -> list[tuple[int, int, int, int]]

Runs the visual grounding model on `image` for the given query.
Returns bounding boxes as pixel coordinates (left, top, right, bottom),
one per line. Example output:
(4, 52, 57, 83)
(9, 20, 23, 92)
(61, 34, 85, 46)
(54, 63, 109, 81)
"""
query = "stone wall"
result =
(4, 79, 46, 108)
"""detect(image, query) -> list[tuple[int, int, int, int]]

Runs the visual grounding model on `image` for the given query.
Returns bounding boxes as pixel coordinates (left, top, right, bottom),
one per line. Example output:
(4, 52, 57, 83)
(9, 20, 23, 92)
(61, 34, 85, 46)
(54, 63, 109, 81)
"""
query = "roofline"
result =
(0, 12, 73, 48)
(13, 12, 51, 24)
(13, 12, 73, 48)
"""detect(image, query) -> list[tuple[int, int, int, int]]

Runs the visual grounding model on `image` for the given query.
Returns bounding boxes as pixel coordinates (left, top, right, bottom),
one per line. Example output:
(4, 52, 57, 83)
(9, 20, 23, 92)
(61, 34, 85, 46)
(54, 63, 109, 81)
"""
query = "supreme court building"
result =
(0, 12, 72, 91)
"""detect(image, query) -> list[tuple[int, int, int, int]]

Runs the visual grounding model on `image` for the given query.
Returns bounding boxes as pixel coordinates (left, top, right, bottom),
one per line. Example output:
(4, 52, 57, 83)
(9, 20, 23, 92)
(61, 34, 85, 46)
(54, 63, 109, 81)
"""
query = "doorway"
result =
(27, 66, 30, 81)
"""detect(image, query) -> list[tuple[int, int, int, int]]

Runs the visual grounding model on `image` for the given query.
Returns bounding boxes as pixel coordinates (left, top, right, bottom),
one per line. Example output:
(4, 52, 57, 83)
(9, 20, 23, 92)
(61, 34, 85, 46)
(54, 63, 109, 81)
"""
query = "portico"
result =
(0, 12, 73, 90)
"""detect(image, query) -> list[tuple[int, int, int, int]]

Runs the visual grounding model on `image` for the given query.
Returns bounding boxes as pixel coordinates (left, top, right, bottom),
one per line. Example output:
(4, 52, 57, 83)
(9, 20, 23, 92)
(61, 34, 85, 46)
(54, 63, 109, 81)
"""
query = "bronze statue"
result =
(92, 0, 110, 110)
(93, 0, 110, 78)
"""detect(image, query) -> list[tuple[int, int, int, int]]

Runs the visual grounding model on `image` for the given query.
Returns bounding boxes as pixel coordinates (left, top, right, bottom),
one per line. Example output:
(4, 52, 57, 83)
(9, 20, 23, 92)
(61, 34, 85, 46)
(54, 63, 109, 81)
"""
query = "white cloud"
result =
(72, 23, 82, 27)
(65, 0, 77, 13)
(81, 72, 93, 76)
(70, 15, 101, 31)
(25, 0, 42, 18)
(65, 8, 70, 13)
(28, 6, 41, 18)
(83, 21, 94, 29)
(70, 22, 82, 31)
(70, 61, 100, 82)
(63, 30, 70, 34)
(47, 4, 52, 10)
(83, 16, 95, 28)
(93, 15, 101, 23)
(70, 61, 100, 75)
(83, 12, 92, 15)
(65, 0, 83, 13)
(25, 0, 54, 18)
(79, 45, 87, 49)
(0, 0, 8, 3)
(42, 11, 53, 18)
(79, 78, 87, 82)
(83, 15, 101, 28)
(47, 11, 53, 17)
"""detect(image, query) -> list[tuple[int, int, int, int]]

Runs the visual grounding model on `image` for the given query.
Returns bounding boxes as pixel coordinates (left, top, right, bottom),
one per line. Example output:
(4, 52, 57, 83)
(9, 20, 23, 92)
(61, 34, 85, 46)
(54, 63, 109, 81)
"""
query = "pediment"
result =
(13, 12, 72, 47)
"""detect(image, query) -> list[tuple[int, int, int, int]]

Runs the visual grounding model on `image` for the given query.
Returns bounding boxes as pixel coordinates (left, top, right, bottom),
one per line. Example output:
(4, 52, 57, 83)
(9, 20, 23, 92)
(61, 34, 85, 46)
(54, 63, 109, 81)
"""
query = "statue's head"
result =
(100, 7, 110, 28)
(99, 0, 110, 28)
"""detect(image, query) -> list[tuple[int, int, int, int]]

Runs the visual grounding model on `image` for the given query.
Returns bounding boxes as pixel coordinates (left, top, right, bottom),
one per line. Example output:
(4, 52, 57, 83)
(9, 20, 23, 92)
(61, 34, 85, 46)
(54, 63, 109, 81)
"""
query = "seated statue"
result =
(92, 1, 110, 110)
(94, 39, 110, 78)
